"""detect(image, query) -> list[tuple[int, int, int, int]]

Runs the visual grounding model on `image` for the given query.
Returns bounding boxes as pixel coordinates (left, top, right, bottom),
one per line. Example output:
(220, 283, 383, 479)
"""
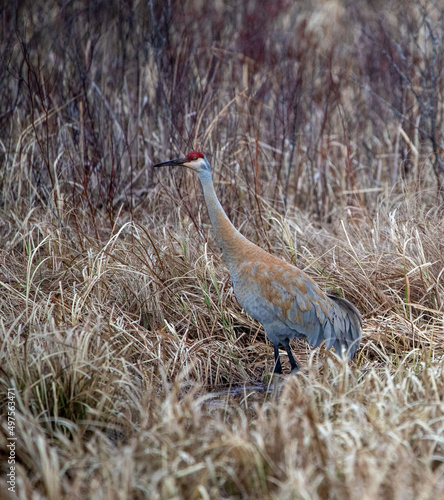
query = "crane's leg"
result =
(273, 344, 283, 374)
(282, 338, 299, 373)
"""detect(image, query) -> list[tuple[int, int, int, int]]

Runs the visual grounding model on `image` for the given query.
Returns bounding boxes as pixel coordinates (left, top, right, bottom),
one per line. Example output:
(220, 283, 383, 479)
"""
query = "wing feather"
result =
(273, 281, 361, 358)
(240, 257, 362, 358)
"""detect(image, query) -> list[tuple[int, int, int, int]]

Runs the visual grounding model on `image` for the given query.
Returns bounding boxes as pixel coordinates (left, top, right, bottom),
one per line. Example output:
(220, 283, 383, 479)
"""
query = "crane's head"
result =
(153, 152, 211, 174)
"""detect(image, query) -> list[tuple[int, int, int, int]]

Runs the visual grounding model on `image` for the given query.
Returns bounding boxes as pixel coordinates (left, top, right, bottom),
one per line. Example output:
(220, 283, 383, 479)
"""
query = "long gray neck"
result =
(198, 169, 251, 269)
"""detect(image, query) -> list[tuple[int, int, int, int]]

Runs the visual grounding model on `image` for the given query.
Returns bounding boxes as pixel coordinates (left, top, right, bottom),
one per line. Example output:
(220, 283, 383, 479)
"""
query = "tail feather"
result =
(327, 294, 362, 359)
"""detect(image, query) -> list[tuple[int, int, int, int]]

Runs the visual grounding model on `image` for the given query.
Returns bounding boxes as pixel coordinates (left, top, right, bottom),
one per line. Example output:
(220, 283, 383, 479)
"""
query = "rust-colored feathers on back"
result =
(232, 246, 361, 359)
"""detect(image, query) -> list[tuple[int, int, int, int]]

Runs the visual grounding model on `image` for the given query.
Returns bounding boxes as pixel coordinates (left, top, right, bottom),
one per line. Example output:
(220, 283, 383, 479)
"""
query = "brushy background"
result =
(1, 1, 444, 498)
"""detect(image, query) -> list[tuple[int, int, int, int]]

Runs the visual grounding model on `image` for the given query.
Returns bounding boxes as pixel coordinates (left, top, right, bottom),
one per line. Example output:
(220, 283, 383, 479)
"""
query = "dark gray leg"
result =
(282, 338, 299, 372)
(273, 344, 283, 374)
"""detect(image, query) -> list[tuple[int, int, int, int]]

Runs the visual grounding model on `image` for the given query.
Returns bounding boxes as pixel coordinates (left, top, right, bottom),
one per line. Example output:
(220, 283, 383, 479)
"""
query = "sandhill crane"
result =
(154, 152, 362, 374)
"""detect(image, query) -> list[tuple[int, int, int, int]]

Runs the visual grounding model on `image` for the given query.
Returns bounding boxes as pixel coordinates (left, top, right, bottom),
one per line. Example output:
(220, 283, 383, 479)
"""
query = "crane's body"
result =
(154, 152, 362, 373)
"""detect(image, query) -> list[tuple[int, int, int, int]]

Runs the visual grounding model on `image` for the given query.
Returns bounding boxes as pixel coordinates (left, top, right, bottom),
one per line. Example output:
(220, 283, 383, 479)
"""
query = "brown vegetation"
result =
(1, 0, 444, 498)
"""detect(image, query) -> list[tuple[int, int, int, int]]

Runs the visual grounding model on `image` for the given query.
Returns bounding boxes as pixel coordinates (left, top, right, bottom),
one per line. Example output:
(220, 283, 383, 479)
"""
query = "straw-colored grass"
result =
(1, 180, 444, 498)
(1, 0, 444, 498)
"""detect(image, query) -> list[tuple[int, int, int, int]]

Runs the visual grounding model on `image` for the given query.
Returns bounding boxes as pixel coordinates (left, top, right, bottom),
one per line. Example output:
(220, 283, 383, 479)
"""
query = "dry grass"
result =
(1, 0, 444, 498)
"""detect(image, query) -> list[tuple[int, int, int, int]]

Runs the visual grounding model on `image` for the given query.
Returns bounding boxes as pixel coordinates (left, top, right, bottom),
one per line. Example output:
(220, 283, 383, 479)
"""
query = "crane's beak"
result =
(153, 157, 187, 168)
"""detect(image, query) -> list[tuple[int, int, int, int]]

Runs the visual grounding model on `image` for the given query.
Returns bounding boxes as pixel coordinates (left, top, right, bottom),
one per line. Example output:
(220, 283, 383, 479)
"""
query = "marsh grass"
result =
(1, 0, 444, 498)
